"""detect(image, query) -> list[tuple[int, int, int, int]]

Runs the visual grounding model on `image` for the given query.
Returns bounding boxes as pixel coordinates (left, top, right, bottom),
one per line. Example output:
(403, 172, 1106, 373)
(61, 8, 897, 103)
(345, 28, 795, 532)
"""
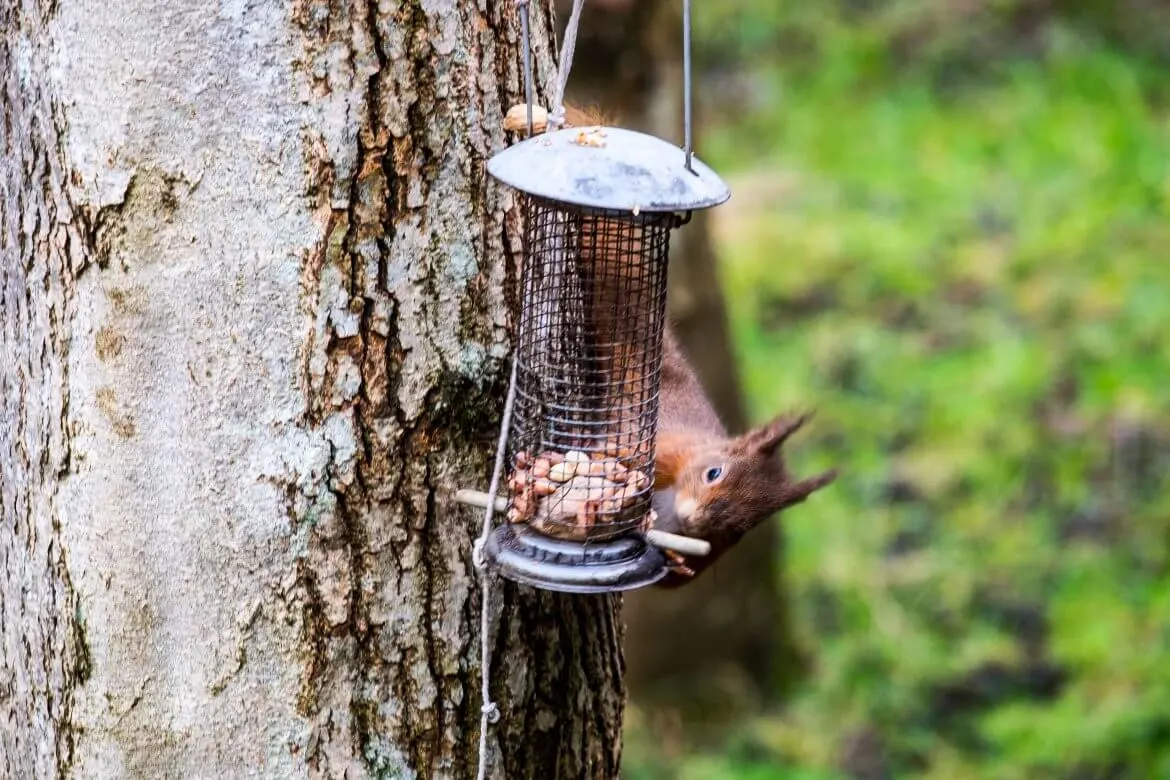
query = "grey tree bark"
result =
(1, 1, 625, 778)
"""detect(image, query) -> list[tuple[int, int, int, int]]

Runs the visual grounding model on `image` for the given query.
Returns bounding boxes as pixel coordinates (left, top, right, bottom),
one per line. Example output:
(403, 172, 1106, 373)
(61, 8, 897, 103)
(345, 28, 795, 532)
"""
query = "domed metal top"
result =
(487, 126, 731, 213)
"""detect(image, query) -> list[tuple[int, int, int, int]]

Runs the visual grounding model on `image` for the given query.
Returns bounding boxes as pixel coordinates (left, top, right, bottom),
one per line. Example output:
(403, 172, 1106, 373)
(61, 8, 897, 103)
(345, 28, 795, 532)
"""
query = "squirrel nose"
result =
(674, 495, 698, 522)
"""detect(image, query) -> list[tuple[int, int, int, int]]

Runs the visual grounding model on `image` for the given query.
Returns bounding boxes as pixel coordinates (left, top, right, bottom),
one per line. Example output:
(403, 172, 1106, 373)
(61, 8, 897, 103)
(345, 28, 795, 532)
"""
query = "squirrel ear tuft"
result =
(740, 411, 814, 456)
(772, 468, 838, 512)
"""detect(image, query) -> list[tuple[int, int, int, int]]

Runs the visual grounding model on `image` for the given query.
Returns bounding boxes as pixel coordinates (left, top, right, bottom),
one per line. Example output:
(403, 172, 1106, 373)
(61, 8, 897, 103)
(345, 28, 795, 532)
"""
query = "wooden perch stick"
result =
(454, 488, 711, 557)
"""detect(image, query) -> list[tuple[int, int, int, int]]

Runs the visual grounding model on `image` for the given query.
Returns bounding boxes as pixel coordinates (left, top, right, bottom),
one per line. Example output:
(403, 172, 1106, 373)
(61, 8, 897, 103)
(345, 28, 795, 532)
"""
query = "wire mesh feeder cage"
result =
(483, 125, 730, 593)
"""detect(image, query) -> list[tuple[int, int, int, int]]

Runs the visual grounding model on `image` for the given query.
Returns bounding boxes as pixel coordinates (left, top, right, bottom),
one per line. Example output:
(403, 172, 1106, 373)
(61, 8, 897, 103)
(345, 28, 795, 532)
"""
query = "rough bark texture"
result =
(559, 0, 804, 724)
(2, 0, 625, 778)
(1, 1, 89, 776)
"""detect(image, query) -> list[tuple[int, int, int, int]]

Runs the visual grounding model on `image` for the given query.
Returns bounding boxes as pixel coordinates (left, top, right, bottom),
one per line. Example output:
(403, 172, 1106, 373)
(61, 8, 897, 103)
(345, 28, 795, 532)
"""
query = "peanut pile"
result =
(507, 448, 655, 541)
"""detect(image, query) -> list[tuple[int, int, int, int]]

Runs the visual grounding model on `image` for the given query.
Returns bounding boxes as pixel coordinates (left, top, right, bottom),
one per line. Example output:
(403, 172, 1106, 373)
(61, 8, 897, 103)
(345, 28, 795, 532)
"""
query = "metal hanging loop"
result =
(517, 0, 534, 136)
(683, 0, 695, 174)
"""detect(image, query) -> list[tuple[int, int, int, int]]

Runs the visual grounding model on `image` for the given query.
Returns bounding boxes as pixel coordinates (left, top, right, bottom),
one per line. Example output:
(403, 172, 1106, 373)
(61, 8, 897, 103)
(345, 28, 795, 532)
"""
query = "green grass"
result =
(626, 17, 1170, 780)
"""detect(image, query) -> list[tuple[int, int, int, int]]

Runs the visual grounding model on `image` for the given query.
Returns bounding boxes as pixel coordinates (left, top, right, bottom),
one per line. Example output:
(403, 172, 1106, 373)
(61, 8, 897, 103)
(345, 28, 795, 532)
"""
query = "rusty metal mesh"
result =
(506, 195, 676, 542)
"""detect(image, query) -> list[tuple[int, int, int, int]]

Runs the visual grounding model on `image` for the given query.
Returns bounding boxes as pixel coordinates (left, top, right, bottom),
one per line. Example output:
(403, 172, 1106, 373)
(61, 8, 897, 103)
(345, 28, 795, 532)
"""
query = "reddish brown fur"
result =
(562, 103, 613, 128)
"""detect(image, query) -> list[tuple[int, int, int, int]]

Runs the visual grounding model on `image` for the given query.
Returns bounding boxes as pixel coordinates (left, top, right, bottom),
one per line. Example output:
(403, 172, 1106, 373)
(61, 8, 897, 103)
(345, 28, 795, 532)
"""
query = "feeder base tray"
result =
(484, 523, 667, 594)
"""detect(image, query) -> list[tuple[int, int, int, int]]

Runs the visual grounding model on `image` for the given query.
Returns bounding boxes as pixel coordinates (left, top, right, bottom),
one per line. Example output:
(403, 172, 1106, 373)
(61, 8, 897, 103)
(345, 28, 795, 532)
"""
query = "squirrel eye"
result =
(703, 465, 724, 484)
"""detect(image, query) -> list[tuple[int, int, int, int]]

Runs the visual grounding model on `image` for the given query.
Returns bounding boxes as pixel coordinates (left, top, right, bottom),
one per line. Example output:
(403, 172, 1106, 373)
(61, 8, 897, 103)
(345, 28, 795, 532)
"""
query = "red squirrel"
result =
(504, 101, 838, 585)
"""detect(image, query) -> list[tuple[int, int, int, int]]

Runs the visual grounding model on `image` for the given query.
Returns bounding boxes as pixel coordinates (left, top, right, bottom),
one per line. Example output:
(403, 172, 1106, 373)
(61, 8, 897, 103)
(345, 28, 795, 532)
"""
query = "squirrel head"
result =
(653, 412, 837, 545)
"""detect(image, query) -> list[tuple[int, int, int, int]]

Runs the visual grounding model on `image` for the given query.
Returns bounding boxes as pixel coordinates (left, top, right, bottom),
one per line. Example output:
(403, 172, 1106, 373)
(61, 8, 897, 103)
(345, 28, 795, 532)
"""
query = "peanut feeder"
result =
(481, 124, 730, 594)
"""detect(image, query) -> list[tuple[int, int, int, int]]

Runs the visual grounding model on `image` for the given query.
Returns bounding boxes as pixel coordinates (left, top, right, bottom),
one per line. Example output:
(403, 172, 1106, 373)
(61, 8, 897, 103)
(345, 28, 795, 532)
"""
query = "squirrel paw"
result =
(664, 550, 695, 579)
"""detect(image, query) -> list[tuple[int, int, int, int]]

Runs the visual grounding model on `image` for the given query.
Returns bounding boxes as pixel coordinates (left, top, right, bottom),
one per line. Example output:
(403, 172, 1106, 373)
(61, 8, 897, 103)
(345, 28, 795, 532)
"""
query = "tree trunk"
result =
(558, 0, 803, 727)
(1, 1, 625, 778)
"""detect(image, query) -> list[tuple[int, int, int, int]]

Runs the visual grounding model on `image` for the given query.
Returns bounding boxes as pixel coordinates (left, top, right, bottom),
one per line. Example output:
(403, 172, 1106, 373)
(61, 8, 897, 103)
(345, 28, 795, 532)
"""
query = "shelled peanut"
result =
(506, 447, 655, 541)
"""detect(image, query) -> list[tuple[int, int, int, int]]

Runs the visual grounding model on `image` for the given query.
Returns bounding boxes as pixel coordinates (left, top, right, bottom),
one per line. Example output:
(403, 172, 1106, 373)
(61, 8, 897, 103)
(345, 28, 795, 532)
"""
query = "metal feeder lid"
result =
(487, 126, 731, 213)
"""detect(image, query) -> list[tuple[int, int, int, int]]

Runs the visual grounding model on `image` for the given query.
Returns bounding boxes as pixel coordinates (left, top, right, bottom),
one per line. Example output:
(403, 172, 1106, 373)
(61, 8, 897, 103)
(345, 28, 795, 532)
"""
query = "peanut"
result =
(582, 459, 610, 477)
(548, 461, 578, 482)
(503, 103, 549, 134)
(617, 481, 646, 504)
(532, 478, 558, 497)
(604, 441, 633, 459)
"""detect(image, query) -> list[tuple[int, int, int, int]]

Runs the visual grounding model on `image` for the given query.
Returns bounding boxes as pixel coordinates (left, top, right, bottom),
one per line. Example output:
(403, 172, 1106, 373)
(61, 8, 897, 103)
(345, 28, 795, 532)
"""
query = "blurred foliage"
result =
(625, 1, 1170, 778)
(692, 0, 1170, 86)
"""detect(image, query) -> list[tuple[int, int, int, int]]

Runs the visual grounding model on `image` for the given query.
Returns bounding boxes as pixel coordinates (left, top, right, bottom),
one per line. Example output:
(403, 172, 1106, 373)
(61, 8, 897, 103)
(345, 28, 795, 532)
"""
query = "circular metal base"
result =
(484, 523, 668, 594)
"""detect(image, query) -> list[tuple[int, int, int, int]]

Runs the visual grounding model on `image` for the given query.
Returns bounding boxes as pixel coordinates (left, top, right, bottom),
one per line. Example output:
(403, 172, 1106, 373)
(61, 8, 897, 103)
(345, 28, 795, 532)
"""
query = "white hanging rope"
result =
(472, 356, 518, 780)
(547, 0, 587, 130)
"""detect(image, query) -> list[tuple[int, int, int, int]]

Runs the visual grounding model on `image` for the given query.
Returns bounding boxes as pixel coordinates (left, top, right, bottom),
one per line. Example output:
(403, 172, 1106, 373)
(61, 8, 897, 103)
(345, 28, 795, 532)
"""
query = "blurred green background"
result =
(617, 2, 1170, 778)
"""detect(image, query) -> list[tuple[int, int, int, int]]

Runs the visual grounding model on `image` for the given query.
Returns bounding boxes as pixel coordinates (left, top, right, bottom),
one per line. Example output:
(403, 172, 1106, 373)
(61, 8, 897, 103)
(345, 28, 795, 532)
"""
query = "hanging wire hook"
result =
(549, 0, 586, 129)
(517, 0, 535, 136)
(682, 0, 695, 174)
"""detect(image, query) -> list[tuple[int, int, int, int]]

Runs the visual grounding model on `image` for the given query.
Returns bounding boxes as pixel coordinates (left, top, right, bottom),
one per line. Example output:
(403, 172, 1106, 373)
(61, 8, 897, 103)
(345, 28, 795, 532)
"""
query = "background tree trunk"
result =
(558, 0, 804, 729)
(1, 1, 625, 778)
